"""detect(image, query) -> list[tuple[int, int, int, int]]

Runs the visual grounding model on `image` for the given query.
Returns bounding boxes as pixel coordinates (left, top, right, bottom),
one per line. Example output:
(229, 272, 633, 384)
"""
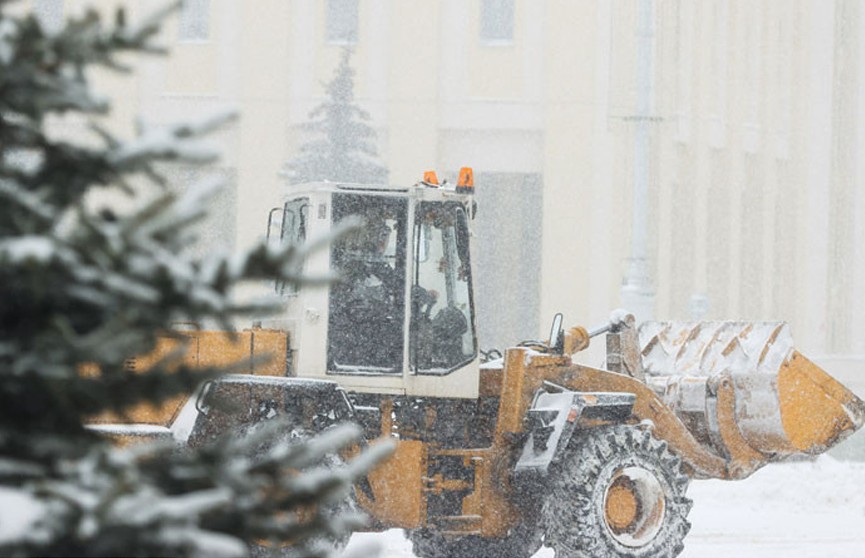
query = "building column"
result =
(852, 0, 865, 355)
(800, 0, 835, 355)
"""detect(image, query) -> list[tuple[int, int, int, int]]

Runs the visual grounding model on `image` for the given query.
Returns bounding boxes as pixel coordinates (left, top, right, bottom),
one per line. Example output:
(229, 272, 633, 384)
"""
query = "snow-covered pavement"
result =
(346, 455, 865, 558)
(680, 456, 865, 558)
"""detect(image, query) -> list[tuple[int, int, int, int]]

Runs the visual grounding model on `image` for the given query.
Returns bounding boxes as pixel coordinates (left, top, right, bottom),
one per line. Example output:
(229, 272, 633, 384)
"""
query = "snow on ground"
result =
(345, 455, 865, 558)
(2, 455, 860, 555)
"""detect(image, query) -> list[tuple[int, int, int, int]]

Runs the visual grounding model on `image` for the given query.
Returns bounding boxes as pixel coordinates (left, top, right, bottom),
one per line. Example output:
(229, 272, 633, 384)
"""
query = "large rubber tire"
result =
(543, 425, 692, 558)
(408, 516, 543, 558)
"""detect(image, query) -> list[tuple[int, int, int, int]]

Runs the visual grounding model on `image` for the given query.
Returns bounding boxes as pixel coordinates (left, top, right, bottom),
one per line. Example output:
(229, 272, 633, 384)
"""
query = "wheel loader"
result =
(89, 169, 865, 558)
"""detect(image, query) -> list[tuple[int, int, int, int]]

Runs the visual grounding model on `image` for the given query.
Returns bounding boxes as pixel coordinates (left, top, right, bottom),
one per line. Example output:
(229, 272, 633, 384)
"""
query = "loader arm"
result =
(504, 320, 865, 482)
(562, 365, 733, 479)
(490, 346, 729, 479)
(560, 360, 865, 481)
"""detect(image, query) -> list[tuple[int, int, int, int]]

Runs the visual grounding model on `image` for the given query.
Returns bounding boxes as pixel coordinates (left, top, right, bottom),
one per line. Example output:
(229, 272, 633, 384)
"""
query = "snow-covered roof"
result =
(283, 180, 473, 201)
(284, 181, 407, 199)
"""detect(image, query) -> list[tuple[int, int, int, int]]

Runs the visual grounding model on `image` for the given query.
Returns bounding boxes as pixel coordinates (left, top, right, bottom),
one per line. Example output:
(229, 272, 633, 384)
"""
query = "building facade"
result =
(35, 1, 865, 392)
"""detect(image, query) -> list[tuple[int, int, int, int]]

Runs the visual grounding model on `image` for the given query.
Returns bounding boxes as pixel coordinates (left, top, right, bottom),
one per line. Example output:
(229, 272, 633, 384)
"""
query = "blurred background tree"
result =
(285, 48, 388, 185)
(0, 2, 384, 556)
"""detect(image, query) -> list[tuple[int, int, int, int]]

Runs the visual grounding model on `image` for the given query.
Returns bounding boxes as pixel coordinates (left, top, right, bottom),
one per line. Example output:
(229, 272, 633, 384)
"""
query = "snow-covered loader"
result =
(90, 170, 865, 558)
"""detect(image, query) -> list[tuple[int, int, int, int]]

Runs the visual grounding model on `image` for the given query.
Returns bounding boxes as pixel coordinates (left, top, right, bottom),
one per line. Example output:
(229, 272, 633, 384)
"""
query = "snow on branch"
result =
(109, 110, 237, 169)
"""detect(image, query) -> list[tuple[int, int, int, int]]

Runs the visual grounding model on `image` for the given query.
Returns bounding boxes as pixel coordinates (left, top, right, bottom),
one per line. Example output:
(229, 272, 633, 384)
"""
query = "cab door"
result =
(409, 201, 478, 375)
(326, 193, 408, 375)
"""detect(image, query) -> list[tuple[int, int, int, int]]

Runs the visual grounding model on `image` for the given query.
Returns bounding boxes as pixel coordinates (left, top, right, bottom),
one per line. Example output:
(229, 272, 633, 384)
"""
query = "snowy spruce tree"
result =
(0, 3, 387, 556)
(285, 48, 388, 185)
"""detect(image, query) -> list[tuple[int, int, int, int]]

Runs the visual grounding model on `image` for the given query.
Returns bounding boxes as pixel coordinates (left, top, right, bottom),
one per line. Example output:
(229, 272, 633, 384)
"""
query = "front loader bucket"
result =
(639, 322, 865, 466)
(775, 351, 865, 453)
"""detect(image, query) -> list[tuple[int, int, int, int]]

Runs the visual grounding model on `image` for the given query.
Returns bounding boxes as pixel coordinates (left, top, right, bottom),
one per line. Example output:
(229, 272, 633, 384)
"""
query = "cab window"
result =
(268, 198, 308, 295)
(327, 194, 407, 374)
(410, 202, 477, 374)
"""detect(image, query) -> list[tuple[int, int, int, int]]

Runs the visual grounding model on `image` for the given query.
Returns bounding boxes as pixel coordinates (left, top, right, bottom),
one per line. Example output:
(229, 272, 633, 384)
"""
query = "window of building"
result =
(179, 0, 209, 42)
(480, 0, 514, 44)
(34, 0, 64, 32)
(326, 0, 358, 45)
(472, 172, 542, 351)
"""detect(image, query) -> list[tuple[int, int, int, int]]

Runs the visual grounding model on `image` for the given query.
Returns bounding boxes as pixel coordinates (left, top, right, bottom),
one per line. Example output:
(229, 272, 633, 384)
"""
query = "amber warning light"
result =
(422, 171, 439, 187)
(456, 167, 474, 194)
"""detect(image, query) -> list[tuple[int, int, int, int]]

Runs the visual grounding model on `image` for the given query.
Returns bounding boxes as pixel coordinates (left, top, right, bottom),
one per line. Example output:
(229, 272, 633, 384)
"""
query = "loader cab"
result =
(267, 179, 480, 399)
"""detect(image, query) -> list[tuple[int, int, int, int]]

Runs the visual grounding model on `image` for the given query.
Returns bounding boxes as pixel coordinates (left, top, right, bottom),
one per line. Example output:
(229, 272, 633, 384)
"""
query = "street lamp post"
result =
(621, 0, 656, 324)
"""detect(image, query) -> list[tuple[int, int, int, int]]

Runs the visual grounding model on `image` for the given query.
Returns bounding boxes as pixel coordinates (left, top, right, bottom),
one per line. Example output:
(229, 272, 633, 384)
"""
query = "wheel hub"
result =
(605, 480, 640, 530)
(602, 466, 666, 547)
